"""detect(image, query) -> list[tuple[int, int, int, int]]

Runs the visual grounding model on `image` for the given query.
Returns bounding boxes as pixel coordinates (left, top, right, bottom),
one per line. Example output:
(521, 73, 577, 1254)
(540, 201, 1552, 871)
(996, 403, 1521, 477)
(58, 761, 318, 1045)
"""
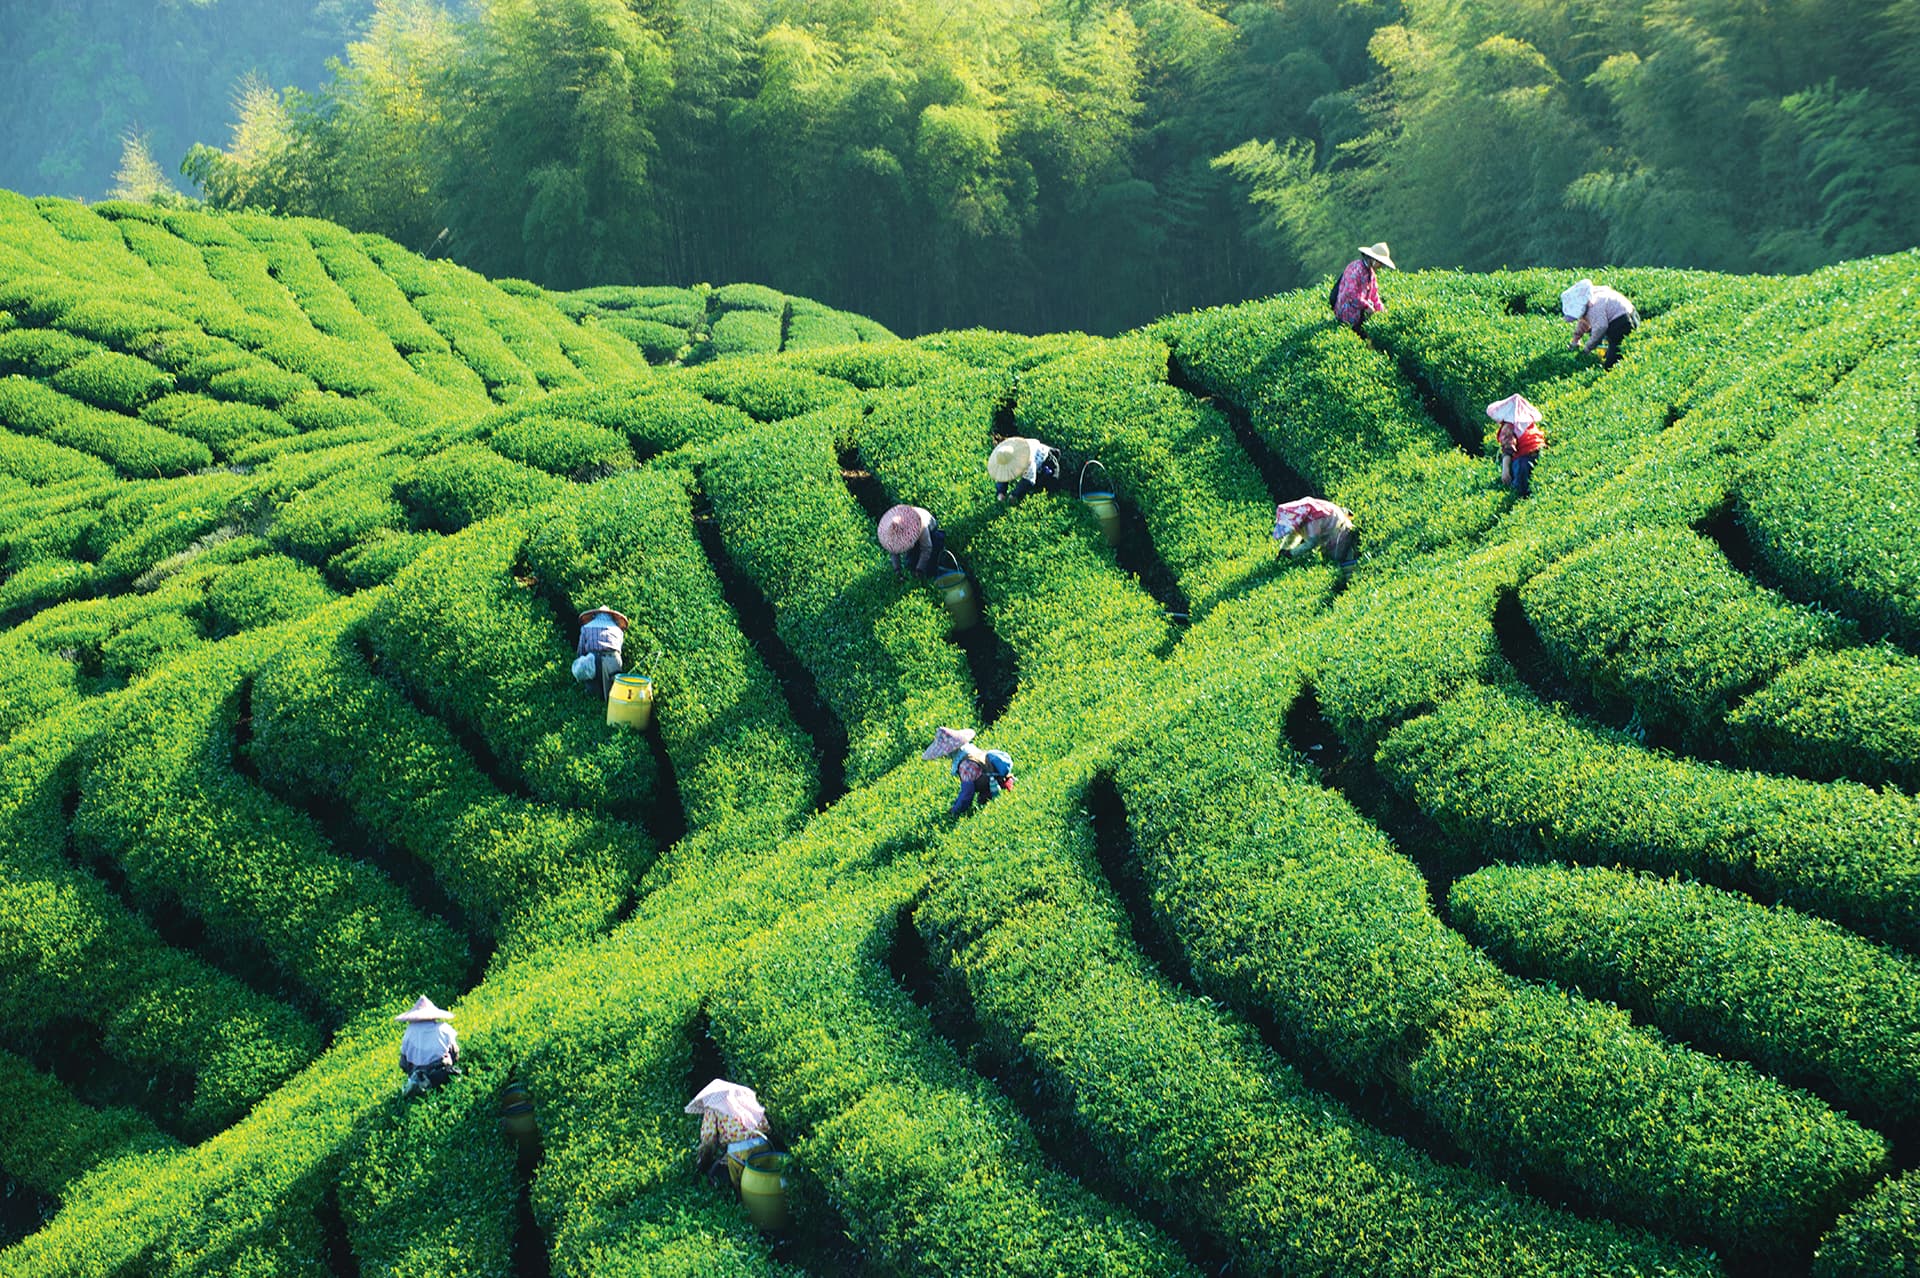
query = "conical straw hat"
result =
(577, 606, 630, 629)
(394, 995, 454, 1023)
(1358, 242, 1396, 270)
(987, 438, 1036, 483)
(877, 504, 931, 553)
(683, 1079, 767, 1131)
(922, 726, 976, 760)
(1485, 394, 1542, 425)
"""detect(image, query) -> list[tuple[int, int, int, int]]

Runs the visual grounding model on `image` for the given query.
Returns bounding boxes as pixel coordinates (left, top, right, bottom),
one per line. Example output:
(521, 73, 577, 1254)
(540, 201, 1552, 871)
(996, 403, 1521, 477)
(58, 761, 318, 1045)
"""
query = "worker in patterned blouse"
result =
(687, 1079, 769, 1179)
(1332, 242, 1396, 332)
(923, 725, 1013, 816)
(1488, 393, 1546, 498)
(1562, 278, 1640, 369)
(878, 503, 946, 578)
(395, 996, 460, 1097)
(1273, 497, 1358, 575)
(987, 435, 1063, 503)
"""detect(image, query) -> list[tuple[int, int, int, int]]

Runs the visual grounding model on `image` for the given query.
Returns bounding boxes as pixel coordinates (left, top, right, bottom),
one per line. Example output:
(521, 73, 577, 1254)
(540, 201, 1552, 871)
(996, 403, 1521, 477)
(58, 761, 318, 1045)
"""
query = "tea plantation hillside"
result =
(0, 190, 1917, 1278)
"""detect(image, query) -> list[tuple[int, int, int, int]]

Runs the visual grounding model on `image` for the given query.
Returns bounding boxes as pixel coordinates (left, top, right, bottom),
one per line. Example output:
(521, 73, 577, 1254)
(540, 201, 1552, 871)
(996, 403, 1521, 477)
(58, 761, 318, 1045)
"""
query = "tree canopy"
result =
(15, 0, 1920, 334)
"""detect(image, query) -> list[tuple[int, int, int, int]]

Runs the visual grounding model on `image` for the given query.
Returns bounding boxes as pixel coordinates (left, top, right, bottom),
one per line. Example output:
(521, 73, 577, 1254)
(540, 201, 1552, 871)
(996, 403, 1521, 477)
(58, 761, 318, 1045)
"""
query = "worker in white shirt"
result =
(395, 995, 461, 1097)
(1562, 279, 1640, 369)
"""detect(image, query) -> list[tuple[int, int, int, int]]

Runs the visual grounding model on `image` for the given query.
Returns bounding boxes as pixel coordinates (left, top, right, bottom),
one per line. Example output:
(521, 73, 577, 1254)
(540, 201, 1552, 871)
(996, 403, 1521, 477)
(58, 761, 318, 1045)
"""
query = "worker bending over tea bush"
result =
(987, 435, 1064, 503)
(1563, 278, 1639, 369)
(1488, 393, 1546, 498)
(878, 503, 946, 578)
(396, 996, 461, 1097)
(687, 1079, 770, 1183)
(1273, 497, 1358, 575)
(924, 725, 1015, 816)
(573, 604, 628, 700)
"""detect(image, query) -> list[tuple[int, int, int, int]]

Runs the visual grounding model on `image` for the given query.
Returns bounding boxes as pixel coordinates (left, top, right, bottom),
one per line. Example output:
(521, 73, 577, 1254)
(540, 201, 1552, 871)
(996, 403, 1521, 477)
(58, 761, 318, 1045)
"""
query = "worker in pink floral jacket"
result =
(1332, 242, 1396, 332)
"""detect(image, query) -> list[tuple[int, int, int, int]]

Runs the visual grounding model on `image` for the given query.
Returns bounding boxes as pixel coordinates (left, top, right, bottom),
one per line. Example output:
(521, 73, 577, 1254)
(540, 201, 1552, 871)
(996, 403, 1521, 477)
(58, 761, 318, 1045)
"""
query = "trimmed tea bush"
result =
(1453, 862, 1920, 1125)
(1378, 683, 1920, 948)
(1729, 645, 1920, 791)
(1520, 527, 1851, 747)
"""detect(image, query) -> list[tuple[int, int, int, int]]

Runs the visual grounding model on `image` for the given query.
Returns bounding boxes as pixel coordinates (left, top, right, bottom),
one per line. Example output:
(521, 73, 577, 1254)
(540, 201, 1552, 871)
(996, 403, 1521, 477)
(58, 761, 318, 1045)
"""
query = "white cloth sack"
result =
(571, 654, 598, 683)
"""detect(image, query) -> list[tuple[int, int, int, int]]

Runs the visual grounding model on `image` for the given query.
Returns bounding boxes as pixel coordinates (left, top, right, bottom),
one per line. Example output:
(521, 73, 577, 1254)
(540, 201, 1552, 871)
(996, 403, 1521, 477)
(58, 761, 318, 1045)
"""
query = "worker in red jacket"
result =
(1487, 394, 1545, 498)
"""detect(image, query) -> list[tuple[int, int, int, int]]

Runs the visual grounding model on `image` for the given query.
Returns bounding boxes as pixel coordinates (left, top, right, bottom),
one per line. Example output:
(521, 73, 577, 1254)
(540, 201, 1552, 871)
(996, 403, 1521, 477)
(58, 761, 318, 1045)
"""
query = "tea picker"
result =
(923, 725, 1015, 817)
(1562, 278, 1639, 369)
(878, 503, 946, 578)
(1273, 497, 1358, 574)
(1331, 241, 1396, 333)
(688, 1078, 770, 1182)
(687, 1079, 798, 1233)
(1487, 393, 1545, 498)
(572, 605, 629, 700)
(396, 996, 461, 1098)
(987, 436, 1063, 503)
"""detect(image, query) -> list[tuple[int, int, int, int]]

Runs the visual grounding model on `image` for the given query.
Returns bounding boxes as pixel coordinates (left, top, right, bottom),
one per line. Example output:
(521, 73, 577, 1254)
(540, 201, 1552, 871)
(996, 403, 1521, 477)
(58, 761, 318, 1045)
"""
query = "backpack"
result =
(983, 749, 1013, 777)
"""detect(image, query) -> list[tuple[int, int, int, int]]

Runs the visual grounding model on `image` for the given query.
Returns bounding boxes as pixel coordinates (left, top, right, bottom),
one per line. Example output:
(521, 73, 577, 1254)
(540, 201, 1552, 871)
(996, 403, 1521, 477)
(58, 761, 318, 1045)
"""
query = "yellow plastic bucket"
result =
(739, 1150, 794, 1233)
(1079, 460, 1122, 547)
(1082, 492, 1121, 546)
(606, 674, 655, 730)
(932, 553, 978, 632)
(726, 1136, 770, 1189)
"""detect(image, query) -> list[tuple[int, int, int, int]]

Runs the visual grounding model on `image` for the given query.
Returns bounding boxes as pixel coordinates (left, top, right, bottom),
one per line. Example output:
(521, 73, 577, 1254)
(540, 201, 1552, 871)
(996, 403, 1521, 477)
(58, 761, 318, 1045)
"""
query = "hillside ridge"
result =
(1, 194, 1918, 1277)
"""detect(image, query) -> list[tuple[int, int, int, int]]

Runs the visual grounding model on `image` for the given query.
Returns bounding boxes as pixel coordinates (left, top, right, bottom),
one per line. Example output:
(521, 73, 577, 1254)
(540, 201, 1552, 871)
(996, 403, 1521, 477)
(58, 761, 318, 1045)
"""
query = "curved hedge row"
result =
(0, 1049, 178, 1199)
(1120, 657, 1885, 1254)
(714, 880, 1200, 1277)
(0, 376, 210, 478)
(1014, 334, 1277, 615)
(1520, 527, 1850, 748)
(1407, 980, 1885, 1253)
(370, 516, 660, 817)
(698, 407, 974, 787)
(1377, 683, 1920, 949)
(1729, 645, 1920, 792)
(249, 598, 648, 953)
(1116, 675, 1501, 1081)
(0, 707, 321, 1137)
(71, 646, 468, 1022)
(336, 1059, 518, 1278)
(1813, 1172, 1920, 1278)
(1451, 862, 1920, 1126)
(1738, 328, 1920, 648)
(521, 469, 818, 835)
(671, 356, 854, 422)
(917, 794, 1718, 1277)
(1157, 291, 1504, 562)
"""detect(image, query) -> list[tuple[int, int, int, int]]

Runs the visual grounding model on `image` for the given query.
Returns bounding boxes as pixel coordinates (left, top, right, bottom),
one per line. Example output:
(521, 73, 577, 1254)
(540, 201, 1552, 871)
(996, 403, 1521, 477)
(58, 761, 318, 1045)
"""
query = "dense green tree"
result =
(53, 0, 1918, 334)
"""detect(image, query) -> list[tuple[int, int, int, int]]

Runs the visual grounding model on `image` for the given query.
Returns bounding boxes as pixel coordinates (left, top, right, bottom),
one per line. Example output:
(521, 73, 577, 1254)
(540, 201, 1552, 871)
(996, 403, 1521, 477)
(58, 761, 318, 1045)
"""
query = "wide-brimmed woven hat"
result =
(683, 1079, 767, 1131)
(394, 995, 454, 1023)
(987, 437, 1036, 483)
(1561, 279, 1594, 319)
(1358, 242, 1397, 270)
(1485, 393, 1543, 425)
(922, 725, 976, 760)
(578, 606, 630, 629)
(877, 504, 931, 553)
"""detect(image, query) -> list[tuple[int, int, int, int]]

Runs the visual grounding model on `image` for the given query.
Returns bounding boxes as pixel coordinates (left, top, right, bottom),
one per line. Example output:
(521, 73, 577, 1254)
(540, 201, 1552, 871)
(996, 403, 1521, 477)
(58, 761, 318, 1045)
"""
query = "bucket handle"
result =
(1078, 459, 1111, 498)
(938, 549, 963, 575)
